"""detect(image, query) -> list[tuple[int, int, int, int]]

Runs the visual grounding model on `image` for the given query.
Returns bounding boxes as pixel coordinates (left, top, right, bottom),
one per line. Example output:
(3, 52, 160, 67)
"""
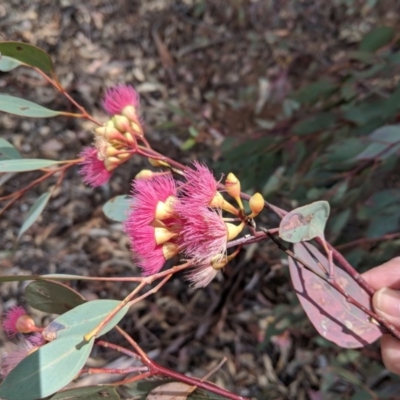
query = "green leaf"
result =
(359, 26, 395, 52)
(0, 55, 22, 72)
(49, 386, 120, 400)
(293, 112, 336, 136)
(0, 138, 21, 160)
(0, 94, 61, 118)
(181, 137, 197, 150)
(25, 280, 86, 314)
(279, 201, 330, 243)
(329, 208, 351, 239)
(0, 158, 59, 172)
(0, 335, 94, 400)
(102, 195, 130, 222)
(42, 300, 129, 341)
(353, 124, 400, 161)
(18, 192, 51, 239)
(0, 41, 55, 75)
(292, 79, 337, 105)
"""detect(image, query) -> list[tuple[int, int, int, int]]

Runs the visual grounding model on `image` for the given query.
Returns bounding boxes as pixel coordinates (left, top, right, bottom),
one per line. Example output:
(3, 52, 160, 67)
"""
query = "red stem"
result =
(115, 326, 249, 400)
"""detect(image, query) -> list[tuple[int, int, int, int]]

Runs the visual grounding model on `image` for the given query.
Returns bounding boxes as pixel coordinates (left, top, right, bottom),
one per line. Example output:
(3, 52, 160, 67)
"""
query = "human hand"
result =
(362, 257, 400, 375)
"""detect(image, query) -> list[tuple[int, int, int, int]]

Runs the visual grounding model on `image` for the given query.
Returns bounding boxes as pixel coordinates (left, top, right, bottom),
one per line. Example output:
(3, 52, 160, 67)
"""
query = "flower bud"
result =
(249, 192, 264, 217)
(15, 315, 37, 334)
(209, 192, 239, 216)
(122, 105, 138, 122)
(148, 158, 170, 168)
(124, 131, 136, 145)
(225, 172, 244, 209)
(130, 121, 144, 137)
(112, 115, 131, 132)
(135, 169, 154, 179)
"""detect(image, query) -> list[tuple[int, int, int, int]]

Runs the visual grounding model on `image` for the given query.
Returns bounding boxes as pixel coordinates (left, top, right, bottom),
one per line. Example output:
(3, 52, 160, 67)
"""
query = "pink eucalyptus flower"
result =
(27, 332, 46, 347)
(135, 244, 168, 276)
(79, 147, 112, 187)
(179, 207, 227, 265)
(102, 85, 140, 115)
(179, 162, 219, 207)
(186, 263, 219, 289)
(0, 338, 37, 378)
(2, 306, 28, 339)
(126, 174, 177, 227)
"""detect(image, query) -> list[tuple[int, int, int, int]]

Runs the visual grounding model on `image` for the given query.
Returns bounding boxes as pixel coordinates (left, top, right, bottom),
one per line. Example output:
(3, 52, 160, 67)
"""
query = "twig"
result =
(115, 326, 249, 400)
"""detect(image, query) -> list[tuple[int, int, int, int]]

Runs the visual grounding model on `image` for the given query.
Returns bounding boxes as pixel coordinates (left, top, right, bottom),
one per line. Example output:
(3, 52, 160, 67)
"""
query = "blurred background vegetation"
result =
(0, 0, 400, 399)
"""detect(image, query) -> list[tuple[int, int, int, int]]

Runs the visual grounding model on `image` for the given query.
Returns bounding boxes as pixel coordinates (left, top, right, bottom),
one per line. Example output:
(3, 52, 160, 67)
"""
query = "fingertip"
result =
(381, 334, 400, 375)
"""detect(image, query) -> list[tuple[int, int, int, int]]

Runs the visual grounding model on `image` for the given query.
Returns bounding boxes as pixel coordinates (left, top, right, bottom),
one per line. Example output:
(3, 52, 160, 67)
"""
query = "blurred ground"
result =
(0, 1, 400, 399)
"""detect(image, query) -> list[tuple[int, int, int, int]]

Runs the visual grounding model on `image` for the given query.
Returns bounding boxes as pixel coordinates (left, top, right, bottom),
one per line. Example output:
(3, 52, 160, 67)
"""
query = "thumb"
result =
(373, 287, 400, 328)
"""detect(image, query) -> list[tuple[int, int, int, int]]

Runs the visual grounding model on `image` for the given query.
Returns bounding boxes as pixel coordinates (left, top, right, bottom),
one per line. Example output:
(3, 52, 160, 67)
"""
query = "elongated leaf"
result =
(0, 158, 59, 172)
(0, 94, 61, 118)
(353, 125, 400, 161)
(18, 192, 51, 239)
(50, 386, 120, 400)
(293, 79, 337, 105)
(293, 112, 336, 136)
(43, 300, 129, 341)
(0, 138, 21, 160)
(288, 243, 382, 348)
(0, 55, 22, 72)
(0, 335, 94, 400)
(279, 201, 330, 243)
(359, 26, 395, 52)
(0, 41, 54, 75)
(25, 280, 86, 314)
(103, 195, 131, 222)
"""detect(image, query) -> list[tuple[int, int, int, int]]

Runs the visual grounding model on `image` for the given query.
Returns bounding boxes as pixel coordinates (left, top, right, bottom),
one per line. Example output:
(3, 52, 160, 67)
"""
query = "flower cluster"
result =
(123, 163, 262, 288)
(1, 306, 46, 377)
(79, 85, 143, 187)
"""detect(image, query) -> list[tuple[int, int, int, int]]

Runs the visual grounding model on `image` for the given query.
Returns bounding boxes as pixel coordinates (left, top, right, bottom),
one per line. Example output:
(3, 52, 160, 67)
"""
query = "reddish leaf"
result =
(288, 243, 382, 348)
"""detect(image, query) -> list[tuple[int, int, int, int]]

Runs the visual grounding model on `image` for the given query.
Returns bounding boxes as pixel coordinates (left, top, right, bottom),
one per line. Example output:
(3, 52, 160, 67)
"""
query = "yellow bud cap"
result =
(249, 192, 264, 217)
(155, 227, 177, 245)
(155, 196, 176, 220)
(105, 146, 120, 157)
(112, 115, 131, 132)
(104, 157, 120, 171)
(135, 169, 154, 179)
(122, 105, 138, 122)
(94, 125, 107, 137)
(124, 131, 136, 145)
(116, 152, 130, 161)
(209, 192, 239, 216)
(162, 242, 179, 260)
(209, 192, 224, 208)
(225, 222, 245, 241)
(130, 121, 144, 137)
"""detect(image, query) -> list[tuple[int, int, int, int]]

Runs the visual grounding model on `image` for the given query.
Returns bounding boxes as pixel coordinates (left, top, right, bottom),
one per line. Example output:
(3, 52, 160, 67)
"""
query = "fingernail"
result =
(374, 287, 400, 318)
